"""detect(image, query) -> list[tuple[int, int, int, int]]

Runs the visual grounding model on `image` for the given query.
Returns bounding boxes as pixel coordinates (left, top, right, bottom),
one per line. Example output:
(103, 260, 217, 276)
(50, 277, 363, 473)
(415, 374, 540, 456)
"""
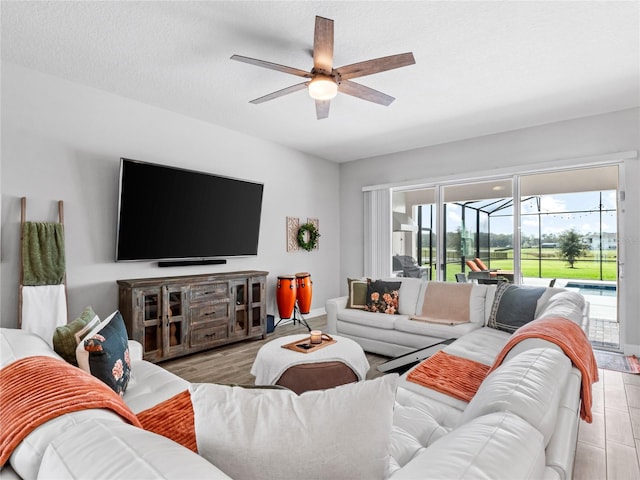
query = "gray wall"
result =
(340, 108, 640, 354)
(1, 63, 341, 327)
(3, 62, 639, 354)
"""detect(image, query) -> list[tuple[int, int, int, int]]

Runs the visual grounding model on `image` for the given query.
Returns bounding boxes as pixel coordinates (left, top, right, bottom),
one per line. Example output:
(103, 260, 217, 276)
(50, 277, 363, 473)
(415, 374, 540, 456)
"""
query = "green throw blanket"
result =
(22, 222, 65, 285)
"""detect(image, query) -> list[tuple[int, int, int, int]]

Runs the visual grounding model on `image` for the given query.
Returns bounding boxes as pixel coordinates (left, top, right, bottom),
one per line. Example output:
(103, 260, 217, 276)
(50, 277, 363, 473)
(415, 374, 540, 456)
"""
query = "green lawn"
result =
(440, 247, 617, 281)
(490, 259, 616, 280)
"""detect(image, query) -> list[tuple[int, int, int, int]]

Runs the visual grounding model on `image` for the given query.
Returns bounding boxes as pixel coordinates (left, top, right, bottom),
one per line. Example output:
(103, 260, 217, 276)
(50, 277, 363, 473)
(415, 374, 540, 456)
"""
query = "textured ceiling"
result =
(2, 1, 639, 162)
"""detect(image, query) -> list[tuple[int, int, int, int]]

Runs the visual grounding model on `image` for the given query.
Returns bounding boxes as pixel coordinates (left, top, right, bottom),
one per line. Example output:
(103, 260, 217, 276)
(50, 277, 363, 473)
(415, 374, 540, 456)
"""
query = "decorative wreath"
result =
(297, 223, 320, 251)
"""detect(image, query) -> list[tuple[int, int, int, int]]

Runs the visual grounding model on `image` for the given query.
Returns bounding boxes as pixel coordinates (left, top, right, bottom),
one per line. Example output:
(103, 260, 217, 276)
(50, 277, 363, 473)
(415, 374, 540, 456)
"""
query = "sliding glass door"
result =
(519, 166, 619, 349)
(391, 188, 435, 280)
(388, 164, 621, 350)
(442, 180, 514, 282)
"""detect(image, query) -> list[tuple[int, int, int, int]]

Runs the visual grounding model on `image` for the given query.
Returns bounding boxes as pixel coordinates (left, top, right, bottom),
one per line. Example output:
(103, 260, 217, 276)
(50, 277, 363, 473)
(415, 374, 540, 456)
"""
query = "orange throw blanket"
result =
(490, 317, 599, 423)
(0, 356, 141, 467)
(137, 390, 197, 452)
(406, 350, 490, 402)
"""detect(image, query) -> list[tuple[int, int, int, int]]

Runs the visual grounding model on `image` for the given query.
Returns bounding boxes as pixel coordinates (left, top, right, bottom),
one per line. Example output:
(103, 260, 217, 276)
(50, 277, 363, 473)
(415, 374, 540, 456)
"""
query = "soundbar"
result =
(158, 259, 227, 267)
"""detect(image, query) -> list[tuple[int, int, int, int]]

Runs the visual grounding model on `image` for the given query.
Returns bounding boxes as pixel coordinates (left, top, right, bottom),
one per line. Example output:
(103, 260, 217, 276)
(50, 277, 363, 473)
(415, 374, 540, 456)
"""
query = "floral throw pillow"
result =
(365, 280, 401, 314)
(76, 311, 131, 396)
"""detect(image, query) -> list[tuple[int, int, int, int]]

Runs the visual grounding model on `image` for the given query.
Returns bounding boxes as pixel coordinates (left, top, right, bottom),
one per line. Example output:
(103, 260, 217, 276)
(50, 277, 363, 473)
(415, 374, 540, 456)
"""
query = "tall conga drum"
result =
(295, 272, 312, 314)
(276, 275, 297, 319)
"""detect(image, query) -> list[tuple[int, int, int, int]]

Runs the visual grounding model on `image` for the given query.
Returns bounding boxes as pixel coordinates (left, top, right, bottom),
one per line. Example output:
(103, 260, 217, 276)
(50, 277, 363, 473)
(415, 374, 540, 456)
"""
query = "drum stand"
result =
(274, 301, 311, 331)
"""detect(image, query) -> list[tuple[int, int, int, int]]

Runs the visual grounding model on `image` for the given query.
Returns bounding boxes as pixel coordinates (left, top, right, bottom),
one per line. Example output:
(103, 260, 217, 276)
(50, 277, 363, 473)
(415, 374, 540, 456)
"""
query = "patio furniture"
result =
(455, 273, 468, 283)
(393, 255, 430, 280)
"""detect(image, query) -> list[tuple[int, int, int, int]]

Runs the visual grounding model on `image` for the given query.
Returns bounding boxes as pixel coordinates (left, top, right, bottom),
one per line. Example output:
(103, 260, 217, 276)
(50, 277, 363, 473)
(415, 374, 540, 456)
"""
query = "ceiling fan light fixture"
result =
(308, 75, 338, 100)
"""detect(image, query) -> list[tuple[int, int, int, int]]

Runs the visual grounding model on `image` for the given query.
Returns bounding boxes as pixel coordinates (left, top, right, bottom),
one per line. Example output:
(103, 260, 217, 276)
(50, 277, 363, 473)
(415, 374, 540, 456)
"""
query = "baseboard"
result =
(303, 307, 327, 319)
(272, 307, 326, 322)
(623, 343, 640, 356)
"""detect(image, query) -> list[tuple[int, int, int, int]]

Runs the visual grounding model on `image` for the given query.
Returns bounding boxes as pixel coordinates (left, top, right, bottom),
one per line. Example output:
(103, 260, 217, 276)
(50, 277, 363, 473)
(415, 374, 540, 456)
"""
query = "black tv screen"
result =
(116, 158, 264, 262)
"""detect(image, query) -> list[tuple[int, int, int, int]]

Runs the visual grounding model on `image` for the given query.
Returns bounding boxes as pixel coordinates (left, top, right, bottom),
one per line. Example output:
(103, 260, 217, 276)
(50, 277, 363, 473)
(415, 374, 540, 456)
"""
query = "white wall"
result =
(340, 108, 640, 354)
(1, 63, 341, 327)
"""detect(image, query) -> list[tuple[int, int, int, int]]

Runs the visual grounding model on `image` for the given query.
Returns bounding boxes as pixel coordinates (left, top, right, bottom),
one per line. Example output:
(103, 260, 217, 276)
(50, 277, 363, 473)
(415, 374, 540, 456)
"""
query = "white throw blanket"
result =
(21, 285, 67, 347)
(250, 334, 371, 385)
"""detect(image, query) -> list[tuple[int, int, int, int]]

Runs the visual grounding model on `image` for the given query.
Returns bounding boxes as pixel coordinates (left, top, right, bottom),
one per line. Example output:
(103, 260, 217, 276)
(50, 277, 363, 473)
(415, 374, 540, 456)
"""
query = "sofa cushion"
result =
(52, 306, 99, 366)
(459, 347, 572, 445)
(76, 311, 131, 396)
(190, 374, 399, 480)
(391, 411, 546, 480)
(346, 278, 369, 309)
(338, 307, 400, 330)
(123, 360, 189, 414)
(389, 386, 463, 474)
(38, 419, 231, 480)
(10, 409, 124, 480)
(365, 280, 401, 314)
(394, 316, 481, 339)
(396, 277, 424, 315)
(487, 283, 547, 333)
(443, 327, 511, 366)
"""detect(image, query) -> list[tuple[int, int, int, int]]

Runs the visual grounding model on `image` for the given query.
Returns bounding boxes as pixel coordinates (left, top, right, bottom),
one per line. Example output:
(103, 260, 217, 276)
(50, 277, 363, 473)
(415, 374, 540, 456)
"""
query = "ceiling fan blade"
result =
(336, 52, 415, 80)
(231, 55, 311, 78)
(315, 100, 330, 120)
(249, 82, 309, 104)
(338, 80, 395, 106)
(313, 16, 334, 73)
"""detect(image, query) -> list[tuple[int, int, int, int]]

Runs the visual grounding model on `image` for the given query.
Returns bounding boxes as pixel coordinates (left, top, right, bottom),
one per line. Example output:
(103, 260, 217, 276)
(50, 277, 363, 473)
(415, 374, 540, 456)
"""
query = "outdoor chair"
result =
(455, 273, 468, 283)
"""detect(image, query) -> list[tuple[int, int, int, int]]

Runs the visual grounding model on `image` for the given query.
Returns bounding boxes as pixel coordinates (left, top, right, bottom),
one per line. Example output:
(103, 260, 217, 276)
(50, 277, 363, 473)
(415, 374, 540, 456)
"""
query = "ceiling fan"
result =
(231, 16, 415, 119)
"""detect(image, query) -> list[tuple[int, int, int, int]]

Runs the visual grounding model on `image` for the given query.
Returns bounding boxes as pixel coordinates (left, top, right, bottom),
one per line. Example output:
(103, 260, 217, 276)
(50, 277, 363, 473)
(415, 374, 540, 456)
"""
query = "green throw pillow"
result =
(346, 278, 369, 309)
(52, 306, 99, 365)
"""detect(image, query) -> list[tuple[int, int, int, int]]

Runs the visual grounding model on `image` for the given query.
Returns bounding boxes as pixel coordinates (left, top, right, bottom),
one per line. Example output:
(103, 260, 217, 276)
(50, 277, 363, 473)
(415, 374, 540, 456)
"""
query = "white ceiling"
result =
(2, 1, 639, 163)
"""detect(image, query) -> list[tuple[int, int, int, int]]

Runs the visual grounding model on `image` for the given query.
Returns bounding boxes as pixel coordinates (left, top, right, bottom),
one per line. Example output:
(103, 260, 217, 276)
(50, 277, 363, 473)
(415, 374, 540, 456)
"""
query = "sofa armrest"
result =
(38, 419, 232, 479)
(325, 296, 348, 335)
(128, 340, 143, 362)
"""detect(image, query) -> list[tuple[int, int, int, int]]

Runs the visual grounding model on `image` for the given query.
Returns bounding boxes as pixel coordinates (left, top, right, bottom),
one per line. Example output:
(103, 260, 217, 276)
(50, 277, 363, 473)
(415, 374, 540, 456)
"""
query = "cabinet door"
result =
(229, 279, 248, 337)
(134, 287, 164, 362)
(249, 277, 266, 336)
(163, 285, 188, 358)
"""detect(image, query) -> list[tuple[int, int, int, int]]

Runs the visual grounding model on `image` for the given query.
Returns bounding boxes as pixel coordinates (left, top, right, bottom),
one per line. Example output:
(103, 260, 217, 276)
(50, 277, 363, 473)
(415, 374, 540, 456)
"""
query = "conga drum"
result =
(295, 272, 312, 314)
(276, 275, 297, 319)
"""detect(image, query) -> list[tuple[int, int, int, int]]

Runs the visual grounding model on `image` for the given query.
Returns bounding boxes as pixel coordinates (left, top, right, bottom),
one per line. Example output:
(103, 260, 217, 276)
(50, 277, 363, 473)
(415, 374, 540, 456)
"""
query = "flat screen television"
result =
(116, 158, 264, 264)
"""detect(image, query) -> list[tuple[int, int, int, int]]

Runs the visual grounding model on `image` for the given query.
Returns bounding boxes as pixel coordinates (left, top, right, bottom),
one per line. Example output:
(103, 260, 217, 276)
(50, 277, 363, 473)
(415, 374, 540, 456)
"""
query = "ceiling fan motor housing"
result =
(308, 72, 340, 100)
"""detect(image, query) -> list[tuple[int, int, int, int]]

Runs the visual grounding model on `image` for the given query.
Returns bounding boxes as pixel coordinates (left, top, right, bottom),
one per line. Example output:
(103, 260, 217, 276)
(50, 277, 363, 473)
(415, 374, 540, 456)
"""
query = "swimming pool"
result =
(564, 282, 617, 297)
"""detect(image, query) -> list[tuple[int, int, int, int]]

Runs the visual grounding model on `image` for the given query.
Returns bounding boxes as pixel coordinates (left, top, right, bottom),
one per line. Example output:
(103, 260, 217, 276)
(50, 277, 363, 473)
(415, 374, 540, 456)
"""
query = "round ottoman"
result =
(250, 334, 370, 395)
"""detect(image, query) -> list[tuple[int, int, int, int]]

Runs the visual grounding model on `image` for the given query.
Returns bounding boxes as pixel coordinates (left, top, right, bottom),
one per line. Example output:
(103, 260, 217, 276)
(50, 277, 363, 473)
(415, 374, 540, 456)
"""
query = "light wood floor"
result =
(161, 316, 640, 479)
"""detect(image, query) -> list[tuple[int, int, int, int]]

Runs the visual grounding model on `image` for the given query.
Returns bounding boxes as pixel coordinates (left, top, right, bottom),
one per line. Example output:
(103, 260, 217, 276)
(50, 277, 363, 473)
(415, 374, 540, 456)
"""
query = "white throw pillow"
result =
(190, 374, 399, 480)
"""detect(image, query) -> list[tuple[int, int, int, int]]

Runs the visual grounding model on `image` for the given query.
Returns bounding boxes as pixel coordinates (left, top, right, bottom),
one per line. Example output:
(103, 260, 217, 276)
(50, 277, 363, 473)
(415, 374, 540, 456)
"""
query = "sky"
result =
(447, 190, 617, 237)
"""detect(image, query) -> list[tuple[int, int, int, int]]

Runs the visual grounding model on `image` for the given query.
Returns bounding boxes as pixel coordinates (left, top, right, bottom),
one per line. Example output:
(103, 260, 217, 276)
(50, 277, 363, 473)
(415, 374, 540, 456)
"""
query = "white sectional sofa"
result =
(326, 277, 588, 357)
(326, 278, 593, 480)
(2, 276, 594, 480)
(0, 328, 230, 480)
